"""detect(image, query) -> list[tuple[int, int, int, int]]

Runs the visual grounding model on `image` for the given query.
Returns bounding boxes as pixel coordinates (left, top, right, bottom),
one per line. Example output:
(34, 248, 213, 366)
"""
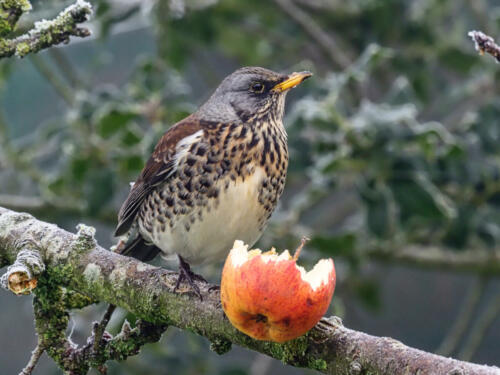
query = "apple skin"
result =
(221, 241, 336, 343)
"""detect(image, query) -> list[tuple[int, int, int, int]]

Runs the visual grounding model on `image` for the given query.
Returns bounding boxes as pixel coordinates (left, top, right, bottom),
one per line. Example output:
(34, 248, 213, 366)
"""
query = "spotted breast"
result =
(135, 118, 288, 265)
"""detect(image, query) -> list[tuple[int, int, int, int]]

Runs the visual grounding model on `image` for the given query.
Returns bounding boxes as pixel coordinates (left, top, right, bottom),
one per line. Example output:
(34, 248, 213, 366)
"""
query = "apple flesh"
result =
(221, 240, 336, 343)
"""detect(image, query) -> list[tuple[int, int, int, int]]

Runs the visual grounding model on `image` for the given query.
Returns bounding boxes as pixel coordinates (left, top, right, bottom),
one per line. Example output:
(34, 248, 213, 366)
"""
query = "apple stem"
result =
(293, 237, 310, 261)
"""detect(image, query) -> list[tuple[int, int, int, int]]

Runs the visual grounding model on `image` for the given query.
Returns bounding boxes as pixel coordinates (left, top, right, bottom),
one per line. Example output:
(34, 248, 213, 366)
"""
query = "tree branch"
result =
(366, 244, 500, 276)
(272, 0, 350, 69)
(436, 277, 488, 356)
(19, 340, 45, 375)
(0, 194, 116, 224)
(0, 0, 92, 59)
(469, 30, 500, 63)
(0, 0, 31, 36)
(1, 207, 499, 374)
(459, 293, 500, 362)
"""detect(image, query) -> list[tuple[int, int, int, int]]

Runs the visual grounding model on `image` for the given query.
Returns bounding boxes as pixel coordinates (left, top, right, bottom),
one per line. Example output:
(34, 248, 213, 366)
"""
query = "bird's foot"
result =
(175, 256, 205, 300)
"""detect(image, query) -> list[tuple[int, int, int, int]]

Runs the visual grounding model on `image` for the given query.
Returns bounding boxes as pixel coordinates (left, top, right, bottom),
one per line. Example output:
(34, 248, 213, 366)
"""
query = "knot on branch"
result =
(448, 368, 466, 375)
(209, 337, 232, 355)
(349, 361, 362, 375)
(1, 242, 45, 295)
(73, 223, 97, 252)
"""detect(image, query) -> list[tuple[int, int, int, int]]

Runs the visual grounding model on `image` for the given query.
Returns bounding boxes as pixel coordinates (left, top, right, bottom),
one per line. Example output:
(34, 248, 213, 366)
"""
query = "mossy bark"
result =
(0, 0, 92, 59)
(1, 206, 499, 375)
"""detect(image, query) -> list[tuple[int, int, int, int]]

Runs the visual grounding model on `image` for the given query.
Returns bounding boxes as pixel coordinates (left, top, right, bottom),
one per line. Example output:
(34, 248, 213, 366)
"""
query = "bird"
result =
(114, 66, 312, 296)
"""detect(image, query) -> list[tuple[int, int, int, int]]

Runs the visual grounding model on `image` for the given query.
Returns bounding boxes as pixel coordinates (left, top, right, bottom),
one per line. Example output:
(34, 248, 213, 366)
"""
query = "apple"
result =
(220, 240, 335, 343)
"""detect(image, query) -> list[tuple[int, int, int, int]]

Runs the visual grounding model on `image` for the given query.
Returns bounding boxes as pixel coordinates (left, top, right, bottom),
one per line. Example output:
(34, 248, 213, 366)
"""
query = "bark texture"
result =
(0, 206, 499, 375)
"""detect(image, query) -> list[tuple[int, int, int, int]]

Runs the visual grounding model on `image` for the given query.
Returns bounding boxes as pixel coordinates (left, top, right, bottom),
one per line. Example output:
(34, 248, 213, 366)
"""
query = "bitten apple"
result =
(221, 240, 336, 343)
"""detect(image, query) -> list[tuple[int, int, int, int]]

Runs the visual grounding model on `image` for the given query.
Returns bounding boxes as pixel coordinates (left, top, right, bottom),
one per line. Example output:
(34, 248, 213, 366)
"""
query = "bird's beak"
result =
(272, 71, 313, 93)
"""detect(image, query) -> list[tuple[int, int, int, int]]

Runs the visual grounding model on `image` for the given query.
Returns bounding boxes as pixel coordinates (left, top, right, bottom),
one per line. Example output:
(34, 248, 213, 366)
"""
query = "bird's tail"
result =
(115, 235, 161, 262)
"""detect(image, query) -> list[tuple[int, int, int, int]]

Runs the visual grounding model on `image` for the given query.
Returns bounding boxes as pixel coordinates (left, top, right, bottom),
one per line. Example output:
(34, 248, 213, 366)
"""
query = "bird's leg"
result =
(175, 255, 206, 299)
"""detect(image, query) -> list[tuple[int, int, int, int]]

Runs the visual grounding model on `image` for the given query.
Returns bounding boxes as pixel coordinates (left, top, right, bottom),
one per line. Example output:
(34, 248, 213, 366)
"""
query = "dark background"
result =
(0, 0, 499, 374)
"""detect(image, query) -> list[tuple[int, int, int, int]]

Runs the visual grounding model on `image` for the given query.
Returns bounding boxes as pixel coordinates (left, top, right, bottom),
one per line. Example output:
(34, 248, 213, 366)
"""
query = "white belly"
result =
(150, 167, 267, 265)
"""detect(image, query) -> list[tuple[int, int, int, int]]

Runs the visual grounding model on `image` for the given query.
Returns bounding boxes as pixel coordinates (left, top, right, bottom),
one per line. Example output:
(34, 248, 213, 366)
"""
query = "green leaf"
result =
(438, 47, 478, 73)
(359, 180, 394, 238)
(96, 109, 137, 139)
(310, 234, 356, 257)
(390, 173, 456, 222)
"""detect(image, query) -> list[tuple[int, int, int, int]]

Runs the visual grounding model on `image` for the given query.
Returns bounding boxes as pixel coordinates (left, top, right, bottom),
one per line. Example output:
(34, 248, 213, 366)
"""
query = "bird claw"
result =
(175, 256, 204, 300)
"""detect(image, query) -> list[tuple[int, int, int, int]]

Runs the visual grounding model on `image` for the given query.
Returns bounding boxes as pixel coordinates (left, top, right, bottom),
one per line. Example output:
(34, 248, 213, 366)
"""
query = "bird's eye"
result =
(250, 81, 265, 94)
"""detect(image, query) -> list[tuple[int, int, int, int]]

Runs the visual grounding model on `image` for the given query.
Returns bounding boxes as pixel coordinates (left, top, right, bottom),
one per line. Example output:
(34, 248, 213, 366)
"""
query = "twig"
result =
(19, 341, 45, 375)
(0, 0, 92, 59)
(365, 244, 500, 276)
(468, 30, 500, 63)
(93, 304, 117, 353)
(459, 293, 500, 361)
(30, 54, 74, 104)
(272, 0, 350, 69)
(48, 48, 85, 88)
(436, 277, 488, 356)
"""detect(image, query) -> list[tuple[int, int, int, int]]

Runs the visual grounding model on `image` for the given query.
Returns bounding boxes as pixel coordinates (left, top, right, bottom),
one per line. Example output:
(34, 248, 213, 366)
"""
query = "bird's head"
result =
(198, 67, 312, 123)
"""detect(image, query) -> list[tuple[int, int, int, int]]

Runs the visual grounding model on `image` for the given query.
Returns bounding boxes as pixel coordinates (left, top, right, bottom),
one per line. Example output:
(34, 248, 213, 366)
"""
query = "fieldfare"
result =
(115, 66, 312, 295)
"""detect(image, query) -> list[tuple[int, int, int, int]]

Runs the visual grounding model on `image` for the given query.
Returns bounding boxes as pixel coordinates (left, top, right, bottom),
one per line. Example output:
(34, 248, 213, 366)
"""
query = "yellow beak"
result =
(272, 71, 313, 92)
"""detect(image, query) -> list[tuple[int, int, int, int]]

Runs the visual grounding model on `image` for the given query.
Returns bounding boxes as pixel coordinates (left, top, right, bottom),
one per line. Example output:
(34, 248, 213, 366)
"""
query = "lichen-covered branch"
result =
(19, 340, 45, 375)
(0, 0, 92, 59)
(469, 30, 500, 63)
(1, 207, 499, 374)
(31, 276, 167, 375)
(0, 0, 32, 36)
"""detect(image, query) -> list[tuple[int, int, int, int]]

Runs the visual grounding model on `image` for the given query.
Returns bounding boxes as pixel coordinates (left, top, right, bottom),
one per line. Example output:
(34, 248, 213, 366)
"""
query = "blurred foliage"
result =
(1, 0, 500, 373)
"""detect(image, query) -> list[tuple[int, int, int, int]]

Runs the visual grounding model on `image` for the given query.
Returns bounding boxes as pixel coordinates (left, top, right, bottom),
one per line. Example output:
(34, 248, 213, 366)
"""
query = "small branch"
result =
(19, 341, 45, 375)
(459, 293, 500, 361)
(0, 194, 116, 224)
(272, 0, 350, 69)
(92, 304, 116, 353)
(468, 30, 500, 63)
(29, 54, 75, 104)
(48, 48, 85, 88)
(436, 277, 488, 356)
(1, 243, 45, 295)
(1, 206, 499, 375)
(0, 195, 46, 211)
(0, 0, 32, 36)
(366, 244, 500, 276)
(0, 0, 93, 59)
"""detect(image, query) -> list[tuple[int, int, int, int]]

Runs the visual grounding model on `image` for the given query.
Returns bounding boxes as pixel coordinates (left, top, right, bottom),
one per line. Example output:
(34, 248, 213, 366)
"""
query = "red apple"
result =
(221, 240, 336, 343)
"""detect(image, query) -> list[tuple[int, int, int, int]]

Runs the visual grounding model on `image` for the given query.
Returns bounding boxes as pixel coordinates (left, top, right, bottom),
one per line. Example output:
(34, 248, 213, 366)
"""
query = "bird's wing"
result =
(115, 115, 207, 237)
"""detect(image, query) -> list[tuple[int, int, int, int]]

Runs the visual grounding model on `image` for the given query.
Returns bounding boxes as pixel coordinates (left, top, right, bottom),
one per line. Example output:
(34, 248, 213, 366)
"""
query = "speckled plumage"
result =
(115, 67, 310, 267)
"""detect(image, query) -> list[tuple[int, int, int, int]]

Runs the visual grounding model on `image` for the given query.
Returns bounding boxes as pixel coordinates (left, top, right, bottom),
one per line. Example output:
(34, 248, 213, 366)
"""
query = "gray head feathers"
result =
(197, 67, 289, 123)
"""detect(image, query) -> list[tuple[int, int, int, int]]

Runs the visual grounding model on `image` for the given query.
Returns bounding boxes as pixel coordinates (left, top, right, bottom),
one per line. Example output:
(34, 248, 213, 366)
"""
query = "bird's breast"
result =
(138, 122, 289, 265)
(143, 167, 271, 265)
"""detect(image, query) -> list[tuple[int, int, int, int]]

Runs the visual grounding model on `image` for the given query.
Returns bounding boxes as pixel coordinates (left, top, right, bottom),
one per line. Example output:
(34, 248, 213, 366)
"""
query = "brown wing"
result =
(114, 115, 204, 237)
